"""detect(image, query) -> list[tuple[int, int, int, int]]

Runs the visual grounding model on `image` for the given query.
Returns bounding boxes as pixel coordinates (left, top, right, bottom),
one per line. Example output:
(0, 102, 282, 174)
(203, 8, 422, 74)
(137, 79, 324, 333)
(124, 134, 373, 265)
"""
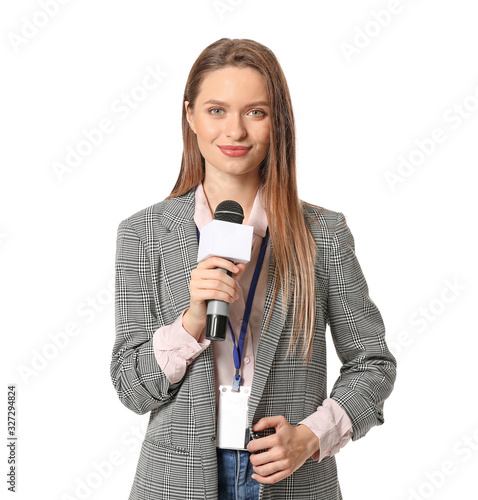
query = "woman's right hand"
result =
(182, 257, 246, 340)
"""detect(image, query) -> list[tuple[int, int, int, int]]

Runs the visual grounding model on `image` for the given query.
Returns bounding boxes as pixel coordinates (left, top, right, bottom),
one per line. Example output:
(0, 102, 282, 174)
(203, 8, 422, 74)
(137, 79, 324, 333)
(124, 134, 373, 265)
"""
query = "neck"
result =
(202, 172, 260, 225)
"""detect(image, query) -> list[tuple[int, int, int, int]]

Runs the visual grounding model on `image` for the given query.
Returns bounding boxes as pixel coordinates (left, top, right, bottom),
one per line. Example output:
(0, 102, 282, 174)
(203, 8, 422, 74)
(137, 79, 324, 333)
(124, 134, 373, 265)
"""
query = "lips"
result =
(217, 145, 252, 157)
(217, 145, 252, 150)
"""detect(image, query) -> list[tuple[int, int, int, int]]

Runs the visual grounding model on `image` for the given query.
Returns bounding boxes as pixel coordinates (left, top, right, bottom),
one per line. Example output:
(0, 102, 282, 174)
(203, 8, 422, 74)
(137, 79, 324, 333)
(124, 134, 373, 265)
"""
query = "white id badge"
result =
(216, 385, 251, 450)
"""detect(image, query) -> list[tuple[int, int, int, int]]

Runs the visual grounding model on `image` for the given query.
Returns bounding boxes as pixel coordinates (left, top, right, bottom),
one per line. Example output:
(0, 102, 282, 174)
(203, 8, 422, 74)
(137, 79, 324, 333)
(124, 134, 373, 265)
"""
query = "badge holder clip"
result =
(232, 370, 242, 392)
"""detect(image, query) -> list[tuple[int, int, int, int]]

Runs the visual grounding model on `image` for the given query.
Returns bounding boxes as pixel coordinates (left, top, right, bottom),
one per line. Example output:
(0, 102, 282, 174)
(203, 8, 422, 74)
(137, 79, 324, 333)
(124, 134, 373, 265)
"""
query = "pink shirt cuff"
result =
(298, 398, 354, 462)
(152, 310, 210, 384)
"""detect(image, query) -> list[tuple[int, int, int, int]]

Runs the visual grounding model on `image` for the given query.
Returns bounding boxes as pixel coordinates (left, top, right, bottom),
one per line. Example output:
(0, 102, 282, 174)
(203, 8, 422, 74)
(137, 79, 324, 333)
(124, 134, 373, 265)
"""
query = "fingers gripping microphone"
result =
(205, 200, 244, 341)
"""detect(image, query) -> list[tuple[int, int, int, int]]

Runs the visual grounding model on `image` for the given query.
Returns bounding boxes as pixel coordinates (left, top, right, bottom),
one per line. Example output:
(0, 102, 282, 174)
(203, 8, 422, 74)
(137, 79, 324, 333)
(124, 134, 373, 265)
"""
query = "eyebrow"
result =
(202, 99, 269, 107)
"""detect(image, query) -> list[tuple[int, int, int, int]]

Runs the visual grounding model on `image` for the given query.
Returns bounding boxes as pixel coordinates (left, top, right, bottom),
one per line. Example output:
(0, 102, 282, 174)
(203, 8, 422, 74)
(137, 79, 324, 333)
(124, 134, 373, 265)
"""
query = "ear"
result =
(184, 101, 196, 134)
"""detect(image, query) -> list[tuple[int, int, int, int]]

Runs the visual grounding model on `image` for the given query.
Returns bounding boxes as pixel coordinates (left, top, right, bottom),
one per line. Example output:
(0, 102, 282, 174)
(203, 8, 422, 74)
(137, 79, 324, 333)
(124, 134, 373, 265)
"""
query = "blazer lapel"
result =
(248, 240, 289, 424)
(157, 190, 198, 318)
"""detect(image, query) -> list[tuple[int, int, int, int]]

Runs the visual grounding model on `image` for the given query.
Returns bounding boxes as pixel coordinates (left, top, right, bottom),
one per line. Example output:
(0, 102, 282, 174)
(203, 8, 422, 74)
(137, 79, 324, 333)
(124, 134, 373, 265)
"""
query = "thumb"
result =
(234, 262, 246, 276)
(253, 415, 287, 432)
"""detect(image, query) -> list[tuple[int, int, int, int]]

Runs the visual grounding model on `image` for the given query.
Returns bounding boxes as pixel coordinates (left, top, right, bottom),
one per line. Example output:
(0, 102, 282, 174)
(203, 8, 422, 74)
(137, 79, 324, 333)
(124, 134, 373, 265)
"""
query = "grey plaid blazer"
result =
(110, 188, 397, 499)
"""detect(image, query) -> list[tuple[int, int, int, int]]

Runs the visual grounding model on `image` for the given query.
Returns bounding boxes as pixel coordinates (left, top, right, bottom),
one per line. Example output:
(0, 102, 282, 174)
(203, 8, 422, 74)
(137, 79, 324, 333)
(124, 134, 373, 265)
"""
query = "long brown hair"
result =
(168, 38, 318, 362)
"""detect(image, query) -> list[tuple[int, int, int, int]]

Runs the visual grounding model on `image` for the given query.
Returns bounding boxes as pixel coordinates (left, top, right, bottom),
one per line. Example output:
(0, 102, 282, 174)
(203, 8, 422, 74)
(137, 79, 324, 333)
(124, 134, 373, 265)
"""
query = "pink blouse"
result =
(152, 183, 353, 462)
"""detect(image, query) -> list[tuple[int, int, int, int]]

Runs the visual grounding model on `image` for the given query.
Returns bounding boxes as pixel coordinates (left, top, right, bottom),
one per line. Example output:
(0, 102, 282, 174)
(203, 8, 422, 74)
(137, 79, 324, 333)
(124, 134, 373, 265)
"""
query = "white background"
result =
(1, 1, 477, 499)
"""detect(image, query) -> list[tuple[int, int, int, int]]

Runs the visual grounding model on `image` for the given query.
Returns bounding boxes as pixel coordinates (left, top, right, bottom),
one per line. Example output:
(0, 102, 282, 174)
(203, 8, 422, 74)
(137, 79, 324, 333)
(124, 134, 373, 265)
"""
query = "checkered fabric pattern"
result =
(110, 188, 397, 499)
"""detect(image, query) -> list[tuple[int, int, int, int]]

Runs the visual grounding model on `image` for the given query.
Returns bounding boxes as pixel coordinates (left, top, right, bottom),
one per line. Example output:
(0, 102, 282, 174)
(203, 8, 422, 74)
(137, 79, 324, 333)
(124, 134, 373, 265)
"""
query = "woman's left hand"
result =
(246, 415, 320, 484)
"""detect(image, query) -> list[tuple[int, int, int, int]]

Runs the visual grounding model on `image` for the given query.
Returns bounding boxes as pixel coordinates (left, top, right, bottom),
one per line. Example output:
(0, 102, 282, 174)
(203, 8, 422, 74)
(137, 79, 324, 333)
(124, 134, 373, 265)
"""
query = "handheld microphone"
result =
(205, 200, 244, 341)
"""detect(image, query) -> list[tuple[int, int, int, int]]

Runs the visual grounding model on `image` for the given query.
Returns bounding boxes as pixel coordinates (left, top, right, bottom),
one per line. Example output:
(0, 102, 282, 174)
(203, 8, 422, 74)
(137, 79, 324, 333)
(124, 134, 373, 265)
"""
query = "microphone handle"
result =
(205, 265, 233, 341)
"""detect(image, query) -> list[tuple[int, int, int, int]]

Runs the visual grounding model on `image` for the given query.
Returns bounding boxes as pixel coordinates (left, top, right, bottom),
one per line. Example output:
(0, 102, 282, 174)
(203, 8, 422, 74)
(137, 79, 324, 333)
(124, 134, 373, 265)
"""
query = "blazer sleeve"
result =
(327, 211, 397, 441)
(110, 218, 181, 415)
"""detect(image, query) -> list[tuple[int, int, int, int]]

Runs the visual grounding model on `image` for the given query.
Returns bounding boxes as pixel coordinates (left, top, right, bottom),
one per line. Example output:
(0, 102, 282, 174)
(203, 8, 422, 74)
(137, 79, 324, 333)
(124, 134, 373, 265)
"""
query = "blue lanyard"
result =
(196, 225, 270, 391)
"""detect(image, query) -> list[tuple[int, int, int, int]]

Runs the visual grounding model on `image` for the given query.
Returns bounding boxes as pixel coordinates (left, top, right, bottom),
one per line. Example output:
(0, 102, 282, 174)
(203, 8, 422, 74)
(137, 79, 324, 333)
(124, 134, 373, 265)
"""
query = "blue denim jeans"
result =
(217, 448, 260, 500)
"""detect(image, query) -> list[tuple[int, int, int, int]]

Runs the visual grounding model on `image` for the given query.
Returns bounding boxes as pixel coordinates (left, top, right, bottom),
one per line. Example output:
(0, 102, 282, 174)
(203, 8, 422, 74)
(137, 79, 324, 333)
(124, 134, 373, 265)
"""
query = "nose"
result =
(224, 112, 247, 140)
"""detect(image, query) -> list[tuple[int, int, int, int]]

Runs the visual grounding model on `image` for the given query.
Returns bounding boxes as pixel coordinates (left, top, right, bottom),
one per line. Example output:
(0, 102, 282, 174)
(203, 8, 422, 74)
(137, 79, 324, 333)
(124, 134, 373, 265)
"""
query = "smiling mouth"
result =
(217, 145, 252, 150)
(217, 145, 252, 157)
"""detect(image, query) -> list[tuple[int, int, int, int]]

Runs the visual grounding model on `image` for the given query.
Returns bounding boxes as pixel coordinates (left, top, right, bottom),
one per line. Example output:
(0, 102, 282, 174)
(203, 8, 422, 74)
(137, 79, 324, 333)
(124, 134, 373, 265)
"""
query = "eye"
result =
(208, 107, 224, 116)
(249, 109, 266, 117)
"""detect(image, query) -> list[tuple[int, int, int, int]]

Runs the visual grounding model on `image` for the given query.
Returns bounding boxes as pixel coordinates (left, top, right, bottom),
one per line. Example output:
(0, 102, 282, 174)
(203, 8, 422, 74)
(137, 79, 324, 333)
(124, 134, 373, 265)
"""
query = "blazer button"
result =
(210, 435, 216, 442)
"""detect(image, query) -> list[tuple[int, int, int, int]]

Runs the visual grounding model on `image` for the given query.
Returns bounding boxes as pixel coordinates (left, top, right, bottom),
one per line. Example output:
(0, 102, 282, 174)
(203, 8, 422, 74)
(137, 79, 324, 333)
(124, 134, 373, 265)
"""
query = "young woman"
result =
(111, 38, 397, 500)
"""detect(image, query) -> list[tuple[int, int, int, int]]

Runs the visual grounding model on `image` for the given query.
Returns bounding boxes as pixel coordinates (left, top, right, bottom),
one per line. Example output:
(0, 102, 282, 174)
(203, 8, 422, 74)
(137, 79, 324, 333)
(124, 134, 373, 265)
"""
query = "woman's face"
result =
(185, 66, 271, 183)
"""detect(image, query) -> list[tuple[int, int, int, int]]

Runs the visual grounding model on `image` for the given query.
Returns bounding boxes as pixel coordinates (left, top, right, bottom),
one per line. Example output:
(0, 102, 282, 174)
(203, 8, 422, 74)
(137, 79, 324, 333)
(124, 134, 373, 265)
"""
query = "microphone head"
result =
(214, 200, 244, 224)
